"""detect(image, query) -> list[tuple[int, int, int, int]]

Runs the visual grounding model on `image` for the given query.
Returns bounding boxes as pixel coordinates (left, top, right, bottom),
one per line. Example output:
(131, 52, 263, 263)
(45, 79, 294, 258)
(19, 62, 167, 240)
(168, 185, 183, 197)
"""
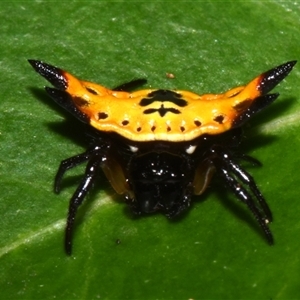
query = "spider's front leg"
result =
(55, 145, 107, 193)
(65, 153, 103, 255)
(208, 144, 273, 244)
(54, 142, 111, 255)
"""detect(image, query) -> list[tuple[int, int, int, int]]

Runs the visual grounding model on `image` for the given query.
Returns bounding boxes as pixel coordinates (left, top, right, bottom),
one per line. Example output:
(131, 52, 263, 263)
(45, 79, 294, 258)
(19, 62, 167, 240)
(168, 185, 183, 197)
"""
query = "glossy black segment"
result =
(144, 105, 181, 117)
(233, 94, 279, 128)
(54, 146, 103, 193)
(140, 90, 187, 107)
(112, 79, 147, 92)
(28, 60, 67, 90)
(45, 87, 89, 123)
(129, 151, 193, 217)
(209, 144, 273, 244)
(258, 61, 297, 95)
(54, 142, 111, 254)
(65, 155, 102, 255)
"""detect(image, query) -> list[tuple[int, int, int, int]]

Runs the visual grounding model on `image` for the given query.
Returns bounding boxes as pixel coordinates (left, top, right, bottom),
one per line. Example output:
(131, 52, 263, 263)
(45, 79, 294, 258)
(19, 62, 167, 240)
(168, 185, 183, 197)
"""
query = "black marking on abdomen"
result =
(140, 90, 187, 107)
(143, 104, 181, 117)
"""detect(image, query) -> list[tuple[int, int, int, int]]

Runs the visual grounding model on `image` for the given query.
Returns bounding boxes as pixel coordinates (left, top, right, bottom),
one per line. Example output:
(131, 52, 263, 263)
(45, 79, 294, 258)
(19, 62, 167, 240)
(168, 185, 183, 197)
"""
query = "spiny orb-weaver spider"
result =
(29, 59, 296, 254)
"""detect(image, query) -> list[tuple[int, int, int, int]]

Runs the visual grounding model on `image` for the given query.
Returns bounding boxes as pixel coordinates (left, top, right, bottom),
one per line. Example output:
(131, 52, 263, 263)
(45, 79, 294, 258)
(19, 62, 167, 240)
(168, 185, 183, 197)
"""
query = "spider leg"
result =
(210, 145, 273, 244)
(65, 154, 102, 255)
(55, 145, 103, 193)
(53, 140, 111, 255)
(112, 79, 147, 92)
(227, 155, 272, 221)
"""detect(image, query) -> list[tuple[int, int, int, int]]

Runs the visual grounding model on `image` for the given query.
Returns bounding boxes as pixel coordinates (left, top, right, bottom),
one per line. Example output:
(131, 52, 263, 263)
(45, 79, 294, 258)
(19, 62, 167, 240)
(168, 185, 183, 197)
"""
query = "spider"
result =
(28, 59, 296, 254)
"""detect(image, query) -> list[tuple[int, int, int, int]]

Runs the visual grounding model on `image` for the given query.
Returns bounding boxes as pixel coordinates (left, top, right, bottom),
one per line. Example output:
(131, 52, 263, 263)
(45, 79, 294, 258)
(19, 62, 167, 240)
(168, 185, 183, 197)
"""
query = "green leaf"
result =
(1, 2, 299, 299)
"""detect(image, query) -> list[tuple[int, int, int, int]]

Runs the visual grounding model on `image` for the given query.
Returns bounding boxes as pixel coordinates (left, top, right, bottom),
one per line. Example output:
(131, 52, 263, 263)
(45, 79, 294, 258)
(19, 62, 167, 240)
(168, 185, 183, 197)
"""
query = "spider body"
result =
(29, 60, 296, 254)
